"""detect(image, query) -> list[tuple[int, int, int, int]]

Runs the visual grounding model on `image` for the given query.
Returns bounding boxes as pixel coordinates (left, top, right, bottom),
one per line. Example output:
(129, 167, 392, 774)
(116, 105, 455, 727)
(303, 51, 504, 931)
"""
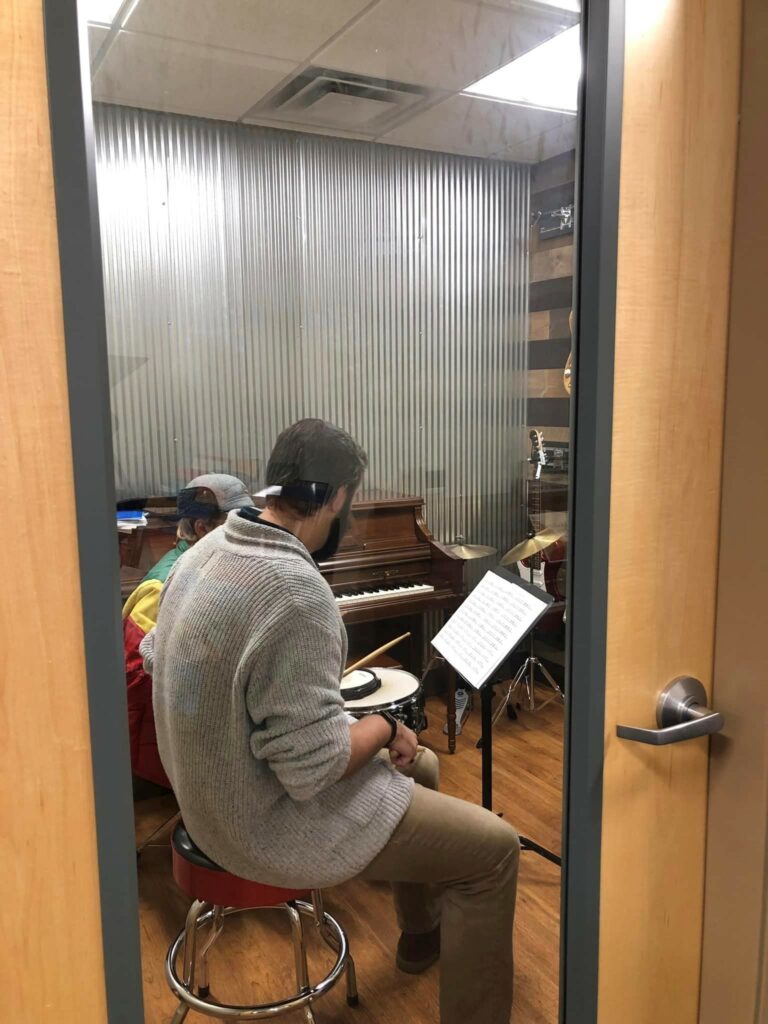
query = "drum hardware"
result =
(493, 430, 566, 714)
(418, 652, 462, 737)
(343, 632, 411, 677)
(487, 621, 565, 723)
(442, 686, 470, 736)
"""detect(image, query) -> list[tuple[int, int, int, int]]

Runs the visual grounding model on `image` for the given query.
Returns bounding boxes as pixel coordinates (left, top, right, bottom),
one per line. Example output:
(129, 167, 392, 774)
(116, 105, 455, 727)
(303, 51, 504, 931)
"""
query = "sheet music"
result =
(432, 570, 552, 690)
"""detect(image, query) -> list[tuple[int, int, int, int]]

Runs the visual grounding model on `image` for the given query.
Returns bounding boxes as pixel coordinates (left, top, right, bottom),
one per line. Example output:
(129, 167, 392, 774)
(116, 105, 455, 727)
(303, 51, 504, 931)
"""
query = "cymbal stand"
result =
(491, 601, 564, 723)
(493, 455, 565, 722)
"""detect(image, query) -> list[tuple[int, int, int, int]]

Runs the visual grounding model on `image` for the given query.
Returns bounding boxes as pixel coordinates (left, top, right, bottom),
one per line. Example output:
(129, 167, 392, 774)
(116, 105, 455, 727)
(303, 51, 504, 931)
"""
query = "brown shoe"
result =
(396, 926, 441, 974)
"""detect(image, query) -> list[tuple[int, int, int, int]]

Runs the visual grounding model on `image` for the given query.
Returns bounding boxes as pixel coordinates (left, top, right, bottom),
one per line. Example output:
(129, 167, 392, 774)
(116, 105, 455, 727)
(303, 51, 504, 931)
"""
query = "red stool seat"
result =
(171, 823, 308, 909)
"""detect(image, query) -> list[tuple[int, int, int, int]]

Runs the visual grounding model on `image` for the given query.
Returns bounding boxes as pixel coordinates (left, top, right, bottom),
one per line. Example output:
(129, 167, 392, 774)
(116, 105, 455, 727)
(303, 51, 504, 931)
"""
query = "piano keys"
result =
(335, 581, 435, 608)
(317, 494, 465, 626)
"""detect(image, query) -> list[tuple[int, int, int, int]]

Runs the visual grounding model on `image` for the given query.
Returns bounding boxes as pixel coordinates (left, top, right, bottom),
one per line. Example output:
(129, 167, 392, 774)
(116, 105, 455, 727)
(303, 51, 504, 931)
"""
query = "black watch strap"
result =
(377, 711, 399, 746)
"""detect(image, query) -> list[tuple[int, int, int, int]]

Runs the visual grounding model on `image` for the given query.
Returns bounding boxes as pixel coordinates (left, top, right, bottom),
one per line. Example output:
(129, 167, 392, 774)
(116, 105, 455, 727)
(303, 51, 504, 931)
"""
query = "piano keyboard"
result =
(335, 582, 435, 607)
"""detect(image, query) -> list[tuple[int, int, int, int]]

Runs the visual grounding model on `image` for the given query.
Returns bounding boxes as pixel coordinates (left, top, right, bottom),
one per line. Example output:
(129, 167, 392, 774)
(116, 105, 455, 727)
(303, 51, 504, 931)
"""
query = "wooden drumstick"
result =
(343, 633, 412, 677)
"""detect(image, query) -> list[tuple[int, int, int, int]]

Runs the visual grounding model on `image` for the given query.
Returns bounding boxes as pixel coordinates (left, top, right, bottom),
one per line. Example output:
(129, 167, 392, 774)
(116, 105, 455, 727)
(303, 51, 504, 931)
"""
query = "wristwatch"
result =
(376, 711, 399, 746)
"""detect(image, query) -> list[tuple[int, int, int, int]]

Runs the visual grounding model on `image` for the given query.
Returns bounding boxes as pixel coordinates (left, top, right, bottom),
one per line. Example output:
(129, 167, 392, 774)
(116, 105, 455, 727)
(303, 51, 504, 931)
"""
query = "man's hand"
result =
(388, 722, 418, 767)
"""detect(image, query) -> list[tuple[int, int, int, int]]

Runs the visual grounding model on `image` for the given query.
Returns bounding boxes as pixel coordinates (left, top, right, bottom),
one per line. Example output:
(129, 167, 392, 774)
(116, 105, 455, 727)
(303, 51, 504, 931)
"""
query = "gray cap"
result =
(179, 473, 255, 515)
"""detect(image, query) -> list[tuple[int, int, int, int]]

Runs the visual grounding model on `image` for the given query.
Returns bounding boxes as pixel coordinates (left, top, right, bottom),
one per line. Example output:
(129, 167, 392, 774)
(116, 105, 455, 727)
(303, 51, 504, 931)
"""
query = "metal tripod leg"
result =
(494, 656, 564, 722)
(531, 656, 565, 708)
(491, 658, 529, 724)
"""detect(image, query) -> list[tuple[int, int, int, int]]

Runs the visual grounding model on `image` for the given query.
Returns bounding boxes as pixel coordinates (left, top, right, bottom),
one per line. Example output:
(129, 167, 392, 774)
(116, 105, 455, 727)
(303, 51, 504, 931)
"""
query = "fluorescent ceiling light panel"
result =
(463, 24, 581, 113)
(83, 0, 124, 25)
(535, 0, 580, 11)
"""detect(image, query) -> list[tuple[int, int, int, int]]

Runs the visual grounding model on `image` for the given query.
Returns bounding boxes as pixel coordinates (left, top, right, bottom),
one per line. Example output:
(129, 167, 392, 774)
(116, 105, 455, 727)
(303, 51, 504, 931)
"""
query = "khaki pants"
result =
(358, 748, 520, 1024)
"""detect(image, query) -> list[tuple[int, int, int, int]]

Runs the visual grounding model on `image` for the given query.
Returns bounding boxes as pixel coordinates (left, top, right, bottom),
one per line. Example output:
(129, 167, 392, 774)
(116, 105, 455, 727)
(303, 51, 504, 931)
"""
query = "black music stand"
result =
(432, 568, 561, 867)
(479, 678, 561, 866)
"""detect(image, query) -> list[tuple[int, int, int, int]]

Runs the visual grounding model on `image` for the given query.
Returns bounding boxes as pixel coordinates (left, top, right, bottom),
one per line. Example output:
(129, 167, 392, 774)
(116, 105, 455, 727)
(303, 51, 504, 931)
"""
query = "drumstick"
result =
(343, 633, 412, 677)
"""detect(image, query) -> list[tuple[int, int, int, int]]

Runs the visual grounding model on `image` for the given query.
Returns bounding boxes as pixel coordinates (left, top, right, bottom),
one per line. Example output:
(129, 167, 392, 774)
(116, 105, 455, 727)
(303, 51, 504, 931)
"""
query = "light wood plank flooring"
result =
(136, 693, 563, 1023)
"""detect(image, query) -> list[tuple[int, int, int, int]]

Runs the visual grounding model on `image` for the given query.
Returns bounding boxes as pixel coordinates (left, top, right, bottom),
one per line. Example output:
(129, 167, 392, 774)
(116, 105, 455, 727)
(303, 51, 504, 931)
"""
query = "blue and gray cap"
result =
(177, 473, 255, 519)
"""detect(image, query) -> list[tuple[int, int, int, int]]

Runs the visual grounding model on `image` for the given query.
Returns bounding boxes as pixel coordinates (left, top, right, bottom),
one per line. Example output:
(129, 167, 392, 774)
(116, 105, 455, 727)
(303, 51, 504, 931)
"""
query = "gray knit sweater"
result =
(148, 511, 414, 888)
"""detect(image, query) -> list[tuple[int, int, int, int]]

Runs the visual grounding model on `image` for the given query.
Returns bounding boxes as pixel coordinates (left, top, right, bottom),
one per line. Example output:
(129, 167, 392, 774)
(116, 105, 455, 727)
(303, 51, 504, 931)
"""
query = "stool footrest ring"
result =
(166, 899, 350, 1020)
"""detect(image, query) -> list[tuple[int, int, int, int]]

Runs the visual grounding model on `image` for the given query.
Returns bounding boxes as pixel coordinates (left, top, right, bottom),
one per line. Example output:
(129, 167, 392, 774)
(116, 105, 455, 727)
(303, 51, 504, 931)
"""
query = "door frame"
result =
(43, 4, 144, 1023)
(41, 1, 625, 1022)
(561, 0, 624, 1020)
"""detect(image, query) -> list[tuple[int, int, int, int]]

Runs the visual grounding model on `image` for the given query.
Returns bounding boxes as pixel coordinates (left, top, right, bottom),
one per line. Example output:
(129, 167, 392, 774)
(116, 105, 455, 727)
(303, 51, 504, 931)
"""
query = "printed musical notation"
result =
(432, 569, 552, 689)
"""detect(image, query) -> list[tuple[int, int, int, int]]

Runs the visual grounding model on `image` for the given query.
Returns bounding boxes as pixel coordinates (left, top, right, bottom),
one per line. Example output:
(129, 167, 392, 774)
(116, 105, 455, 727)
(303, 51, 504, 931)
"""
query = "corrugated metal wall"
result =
(95, 103, 529, 559)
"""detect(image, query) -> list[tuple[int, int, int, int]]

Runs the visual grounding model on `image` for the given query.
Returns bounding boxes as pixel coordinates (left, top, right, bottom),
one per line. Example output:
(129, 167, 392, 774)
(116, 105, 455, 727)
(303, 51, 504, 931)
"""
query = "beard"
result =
(312, 493, 354, 564)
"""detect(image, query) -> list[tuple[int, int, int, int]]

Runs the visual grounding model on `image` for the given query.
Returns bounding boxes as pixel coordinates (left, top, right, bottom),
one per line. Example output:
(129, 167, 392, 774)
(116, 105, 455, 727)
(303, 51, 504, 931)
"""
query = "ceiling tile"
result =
(125, 0, 372, 62)
(317, 0, 572, 91)
(88, 24, 110, 61)
(241, 115, 375, 143)
(494, 114, 577, 162)
(380, 94, 568, 159)
(463, 0, 580, 14)
(92, 31, 296, 121)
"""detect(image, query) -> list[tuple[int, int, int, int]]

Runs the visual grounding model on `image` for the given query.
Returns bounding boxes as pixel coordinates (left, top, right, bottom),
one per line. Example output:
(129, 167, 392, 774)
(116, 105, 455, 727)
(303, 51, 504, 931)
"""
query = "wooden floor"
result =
(135, 692, 564, 1023)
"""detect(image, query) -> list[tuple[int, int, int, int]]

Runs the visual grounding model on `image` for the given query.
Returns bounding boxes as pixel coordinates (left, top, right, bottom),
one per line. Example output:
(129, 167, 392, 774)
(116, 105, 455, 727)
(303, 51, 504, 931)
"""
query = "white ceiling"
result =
(88, 0, 578, 163)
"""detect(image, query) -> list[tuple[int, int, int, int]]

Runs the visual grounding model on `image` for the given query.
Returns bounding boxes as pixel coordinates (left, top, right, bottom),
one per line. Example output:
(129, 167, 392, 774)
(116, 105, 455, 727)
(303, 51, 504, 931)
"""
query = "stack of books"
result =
(116, 510, 148, 533)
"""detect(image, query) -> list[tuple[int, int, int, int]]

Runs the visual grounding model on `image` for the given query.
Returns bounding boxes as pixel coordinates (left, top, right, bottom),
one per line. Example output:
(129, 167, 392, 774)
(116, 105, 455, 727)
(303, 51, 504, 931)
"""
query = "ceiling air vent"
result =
(249, 66, 432, 134)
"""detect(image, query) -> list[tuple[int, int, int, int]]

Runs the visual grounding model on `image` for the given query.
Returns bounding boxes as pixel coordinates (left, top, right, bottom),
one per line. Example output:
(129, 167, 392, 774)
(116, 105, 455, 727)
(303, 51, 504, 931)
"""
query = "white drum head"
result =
(340, 669, 379, 700)
(343, 667, 420, 710)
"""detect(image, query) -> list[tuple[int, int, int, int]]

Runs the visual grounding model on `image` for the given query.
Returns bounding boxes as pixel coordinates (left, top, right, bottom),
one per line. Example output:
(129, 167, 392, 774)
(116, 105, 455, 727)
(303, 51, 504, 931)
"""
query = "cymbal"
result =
(500, 528, 564, 564)
(445, 543, 498, 560)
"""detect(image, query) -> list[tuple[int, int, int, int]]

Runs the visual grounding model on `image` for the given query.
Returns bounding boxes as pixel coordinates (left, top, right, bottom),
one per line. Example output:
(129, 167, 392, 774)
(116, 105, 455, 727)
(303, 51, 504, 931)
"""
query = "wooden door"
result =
(699, 0, 768, 1018)
(596, 1, 741, 1021)
(1, 0, 107, 1017)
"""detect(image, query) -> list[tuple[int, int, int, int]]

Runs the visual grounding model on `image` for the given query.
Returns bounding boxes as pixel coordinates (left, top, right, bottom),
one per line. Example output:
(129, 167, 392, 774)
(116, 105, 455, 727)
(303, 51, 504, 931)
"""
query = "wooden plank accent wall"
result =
(528, 149, 575, 446)
(0, 1, 108, 1017)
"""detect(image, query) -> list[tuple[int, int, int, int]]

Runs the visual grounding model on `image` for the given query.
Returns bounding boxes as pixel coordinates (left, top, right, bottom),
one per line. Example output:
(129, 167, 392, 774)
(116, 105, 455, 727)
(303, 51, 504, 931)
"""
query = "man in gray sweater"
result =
(150, 419, 520, 1024)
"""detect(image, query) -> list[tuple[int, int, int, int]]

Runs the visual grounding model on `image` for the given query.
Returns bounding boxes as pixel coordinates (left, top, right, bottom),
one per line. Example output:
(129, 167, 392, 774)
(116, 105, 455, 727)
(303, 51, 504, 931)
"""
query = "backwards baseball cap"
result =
(176, 473, 255, 519)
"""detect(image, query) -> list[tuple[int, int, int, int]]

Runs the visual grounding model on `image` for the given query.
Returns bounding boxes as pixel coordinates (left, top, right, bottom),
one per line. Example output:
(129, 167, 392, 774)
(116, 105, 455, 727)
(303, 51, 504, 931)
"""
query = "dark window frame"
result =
(41, 2, 624, 1020)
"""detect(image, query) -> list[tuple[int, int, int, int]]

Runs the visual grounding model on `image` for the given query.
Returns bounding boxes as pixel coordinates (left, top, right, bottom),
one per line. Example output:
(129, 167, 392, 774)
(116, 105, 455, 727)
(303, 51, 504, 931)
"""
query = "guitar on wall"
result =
(514, 430, 567, 602)
(563, 309, 574, 396)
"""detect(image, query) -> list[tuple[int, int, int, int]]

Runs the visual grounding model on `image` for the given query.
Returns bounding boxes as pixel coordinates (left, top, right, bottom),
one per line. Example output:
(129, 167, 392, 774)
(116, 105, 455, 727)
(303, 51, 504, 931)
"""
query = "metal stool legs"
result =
(286, 903, 316, 1024)
(197, 905, 224, 1000)
(170, 899, 209, 1024)
(166, 894, 355, 1020)
(311, 890, 358, 1008)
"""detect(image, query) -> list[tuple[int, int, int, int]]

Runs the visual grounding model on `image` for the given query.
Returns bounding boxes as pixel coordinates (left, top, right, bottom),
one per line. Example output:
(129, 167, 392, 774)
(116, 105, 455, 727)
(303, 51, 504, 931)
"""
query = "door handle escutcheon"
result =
(616, 676, 724, 746)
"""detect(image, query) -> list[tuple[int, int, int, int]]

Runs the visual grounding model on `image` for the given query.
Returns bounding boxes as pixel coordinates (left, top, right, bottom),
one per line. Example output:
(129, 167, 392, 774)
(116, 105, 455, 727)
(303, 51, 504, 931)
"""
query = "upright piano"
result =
(318, 494, 465, 748)
(319, 494, 464, 621)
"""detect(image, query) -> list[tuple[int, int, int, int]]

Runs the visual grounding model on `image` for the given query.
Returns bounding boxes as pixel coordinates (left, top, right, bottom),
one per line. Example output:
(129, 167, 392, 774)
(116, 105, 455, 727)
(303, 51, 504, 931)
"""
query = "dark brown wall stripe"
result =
(547, 307, 572, 339)
(527, 150, 575, 449)
(529, 338, 572, 369)
(528, 397, 570, 428)
(530, 276, 574, 312)
(531, 150, 575, 193)
(531, 180, 575, 212)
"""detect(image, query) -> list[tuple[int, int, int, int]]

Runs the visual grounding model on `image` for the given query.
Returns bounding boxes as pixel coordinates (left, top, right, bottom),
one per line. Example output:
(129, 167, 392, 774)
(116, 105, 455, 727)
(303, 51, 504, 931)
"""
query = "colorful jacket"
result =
(123, 541, 189, 786)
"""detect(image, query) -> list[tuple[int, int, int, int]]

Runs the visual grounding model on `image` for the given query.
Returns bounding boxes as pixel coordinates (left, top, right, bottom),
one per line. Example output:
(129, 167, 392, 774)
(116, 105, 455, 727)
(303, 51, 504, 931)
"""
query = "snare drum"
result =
(342, 667, 426, 733)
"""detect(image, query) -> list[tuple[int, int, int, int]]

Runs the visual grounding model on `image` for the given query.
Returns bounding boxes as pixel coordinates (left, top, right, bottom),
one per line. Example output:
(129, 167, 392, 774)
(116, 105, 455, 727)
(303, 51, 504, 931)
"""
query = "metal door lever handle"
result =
(616, 676, 724, 746)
